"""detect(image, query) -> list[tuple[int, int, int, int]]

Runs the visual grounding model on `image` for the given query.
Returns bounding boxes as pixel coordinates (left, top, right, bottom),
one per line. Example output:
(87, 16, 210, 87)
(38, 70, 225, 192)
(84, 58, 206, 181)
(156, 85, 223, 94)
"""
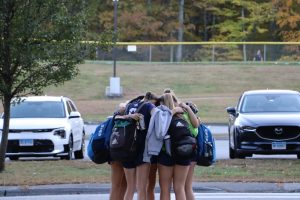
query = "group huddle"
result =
(88, 89, 215, 200)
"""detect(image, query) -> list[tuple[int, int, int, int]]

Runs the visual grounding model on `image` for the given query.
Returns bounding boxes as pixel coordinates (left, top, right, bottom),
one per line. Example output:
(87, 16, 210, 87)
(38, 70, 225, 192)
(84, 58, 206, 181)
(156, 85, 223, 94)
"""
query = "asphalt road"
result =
(84, 124, 228, 137)
(9, 124, 298, 161)
(2, 193, 300, 200)
(82, 139, 298, 160)
(85, 124, 297, 160)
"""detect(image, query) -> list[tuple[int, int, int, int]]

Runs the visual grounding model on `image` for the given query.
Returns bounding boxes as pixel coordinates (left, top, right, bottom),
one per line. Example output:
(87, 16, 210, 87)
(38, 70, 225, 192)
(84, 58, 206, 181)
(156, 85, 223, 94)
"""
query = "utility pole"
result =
(113, 0, 118, 77)
(106, 0, 122, 97)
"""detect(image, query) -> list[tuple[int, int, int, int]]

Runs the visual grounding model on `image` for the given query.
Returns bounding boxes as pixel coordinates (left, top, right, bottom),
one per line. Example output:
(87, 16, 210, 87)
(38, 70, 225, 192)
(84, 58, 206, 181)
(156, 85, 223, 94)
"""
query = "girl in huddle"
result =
(119, 92, 157, 200)
(159, 91, 200, 200)
(109, 102, 127, 200)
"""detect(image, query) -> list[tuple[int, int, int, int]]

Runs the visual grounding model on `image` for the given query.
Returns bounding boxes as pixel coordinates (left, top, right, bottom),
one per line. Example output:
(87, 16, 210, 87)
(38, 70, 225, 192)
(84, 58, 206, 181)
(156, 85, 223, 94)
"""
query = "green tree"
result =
(0, 0, 88, 172)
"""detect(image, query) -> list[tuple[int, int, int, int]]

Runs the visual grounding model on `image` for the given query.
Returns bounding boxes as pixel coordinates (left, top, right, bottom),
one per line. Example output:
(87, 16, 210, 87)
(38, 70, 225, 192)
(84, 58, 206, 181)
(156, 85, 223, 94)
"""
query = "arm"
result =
(114, 113, 141, 121)
(179, 102, 200, 128)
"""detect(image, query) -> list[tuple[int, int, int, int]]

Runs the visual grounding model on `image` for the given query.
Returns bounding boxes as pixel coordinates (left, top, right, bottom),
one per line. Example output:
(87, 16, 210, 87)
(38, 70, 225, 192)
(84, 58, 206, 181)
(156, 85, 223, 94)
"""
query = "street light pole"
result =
(106, 0, 121, 97)
(113, 0, 118, 77)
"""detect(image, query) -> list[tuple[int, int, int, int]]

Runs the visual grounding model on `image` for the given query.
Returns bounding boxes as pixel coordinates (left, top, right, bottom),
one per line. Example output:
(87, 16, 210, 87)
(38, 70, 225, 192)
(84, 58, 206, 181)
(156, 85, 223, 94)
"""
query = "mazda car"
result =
(0, 96, 85, 160)
(226, 90, 300, 159)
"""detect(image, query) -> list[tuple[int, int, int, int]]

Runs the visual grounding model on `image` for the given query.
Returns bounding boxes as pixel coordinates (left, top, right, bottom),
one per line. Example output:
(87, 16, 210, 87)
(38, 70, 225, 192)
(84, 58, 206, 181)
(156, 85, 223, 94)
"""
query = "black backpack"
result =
(169, 116, 197, 160)
(109, 97, 145, 162)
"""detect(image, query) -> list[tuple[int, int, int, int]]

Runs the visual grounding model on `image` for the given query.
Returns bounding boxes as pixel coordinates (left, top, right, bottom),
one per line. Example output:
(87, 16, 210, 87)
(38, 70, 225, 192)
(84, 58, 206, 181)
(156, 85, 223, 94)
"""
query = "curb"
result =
(1, 182, 300, 197)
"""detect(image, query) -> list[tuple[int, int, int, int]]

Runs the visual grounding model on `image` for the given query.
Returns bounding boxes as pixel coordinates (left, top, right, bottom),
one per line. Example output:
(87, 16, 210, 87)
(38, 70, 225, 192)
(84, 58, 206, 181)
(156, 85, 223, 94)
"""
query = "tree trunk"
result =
(176, 0, 184, 62)
(204, 9, 208, 41)
(241, 7, 247, 62)
(147, 0, 152, 14)
(0, 95, 11, 172)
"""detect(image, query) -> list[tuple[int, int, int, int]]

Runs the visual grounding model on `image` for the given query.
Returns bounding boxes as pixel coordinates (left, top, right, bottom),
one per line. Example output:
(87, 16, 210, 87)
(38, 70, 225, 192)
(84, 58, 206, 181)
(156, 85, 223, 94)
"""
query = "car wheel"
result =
(297, 154, 300, 159)
(9, 156, 19, 161)
(236, 153, 246, 159)
(61, 135, 73, 160)
(229, 132, 236, 159)
(74, 133, 85, 159)
(229, 146, 236, 159)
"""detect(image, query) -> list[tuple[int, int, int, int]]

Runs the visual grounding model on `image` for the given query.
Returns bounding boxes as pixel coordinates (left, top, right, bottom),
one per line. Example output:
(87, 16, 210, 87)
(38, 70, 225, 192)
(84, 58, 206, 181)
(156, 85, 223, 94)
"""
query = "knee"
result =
(173, 183, 184, 194)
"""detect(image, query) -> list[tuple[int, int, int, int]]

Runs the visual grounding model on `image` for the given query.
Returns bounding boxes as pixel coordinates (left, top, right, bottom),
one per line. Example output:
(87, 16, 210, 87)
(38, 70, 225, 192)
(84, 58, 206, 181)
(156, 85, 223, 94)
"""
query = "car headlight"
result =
(53, 128, 66, 138)
(237, 125, 256, 132)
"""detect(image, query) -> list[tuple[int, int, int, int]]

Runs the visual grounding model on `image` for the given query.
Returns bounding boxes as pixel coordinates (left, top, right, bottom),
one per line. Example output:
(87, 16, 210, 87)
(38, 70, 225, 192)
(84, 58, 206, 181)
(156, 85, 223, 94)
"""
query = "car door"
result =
(66, 100, 83, 150)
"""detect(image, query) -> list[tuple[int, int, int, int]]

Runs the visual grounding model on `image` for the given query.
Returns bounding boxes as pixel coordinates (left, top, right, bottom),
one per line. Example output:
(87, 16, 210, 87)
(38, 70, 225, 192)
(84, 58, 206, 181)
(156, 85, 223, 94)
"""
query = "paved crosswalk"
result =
(2, 193, 300, 200)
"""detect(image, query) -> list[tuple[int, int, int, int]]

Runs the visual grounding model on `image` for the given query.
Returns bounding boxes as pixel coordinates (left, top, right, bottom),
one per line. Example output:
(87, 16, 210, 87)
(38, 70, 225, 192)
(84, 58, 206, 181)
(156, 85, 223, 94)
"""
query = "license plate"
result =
(272, 142, 286, 150)
(19, 139, 34, 146)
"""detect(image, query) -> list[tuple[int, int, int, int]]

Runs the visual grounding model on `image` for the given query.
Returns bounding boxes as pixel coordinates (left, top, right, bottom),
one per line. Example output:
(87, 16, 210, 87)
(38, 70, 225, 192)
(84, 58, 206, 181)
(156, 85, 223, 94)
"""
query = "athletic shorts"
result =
(158, 151, 191, 166)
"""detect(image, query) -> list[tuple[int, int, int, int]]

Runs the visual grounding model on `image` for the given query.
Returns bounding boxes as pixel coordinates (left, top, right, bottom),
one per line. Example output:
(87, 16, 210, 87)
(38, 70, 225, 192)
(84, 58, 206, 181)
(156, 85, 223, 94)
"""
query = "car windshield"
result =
(241, 94, 300, 113)
(10, 101, 66, 118)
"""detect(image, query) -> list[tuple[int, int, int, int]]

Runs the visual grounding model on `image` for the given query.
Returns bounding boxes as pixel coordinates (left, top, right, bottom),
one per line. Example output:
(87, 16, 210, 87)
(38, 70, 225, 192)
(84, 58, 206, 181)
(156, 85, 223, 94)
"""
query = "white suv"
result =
(0, 96, 85, 160)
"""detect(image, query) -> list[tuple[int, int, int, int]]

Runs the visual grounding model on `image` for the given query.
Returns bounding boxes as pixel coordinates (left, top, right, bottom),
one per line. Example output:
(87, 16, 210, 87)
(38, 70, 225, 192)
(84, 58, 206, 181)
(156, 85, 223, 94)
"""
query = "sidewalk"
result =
(1, 182, 300, 197)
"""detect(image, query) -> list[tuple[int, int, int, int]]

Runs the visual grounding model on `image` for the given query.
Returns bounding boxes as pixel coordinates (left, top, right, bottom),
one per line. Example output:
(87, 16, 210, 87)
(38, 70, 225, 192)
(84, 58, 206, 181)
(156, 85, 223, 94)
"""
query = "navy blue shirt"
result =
(126, 101, 155, 131)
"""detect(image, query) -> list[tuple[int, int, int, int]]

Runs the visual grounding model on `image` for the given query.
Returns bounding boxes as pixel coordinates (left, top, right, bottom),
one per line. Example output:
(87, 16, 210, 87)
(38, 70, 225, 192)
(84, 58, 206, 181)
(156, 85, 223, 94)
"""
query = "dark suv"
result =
(226, 90, 300, 159)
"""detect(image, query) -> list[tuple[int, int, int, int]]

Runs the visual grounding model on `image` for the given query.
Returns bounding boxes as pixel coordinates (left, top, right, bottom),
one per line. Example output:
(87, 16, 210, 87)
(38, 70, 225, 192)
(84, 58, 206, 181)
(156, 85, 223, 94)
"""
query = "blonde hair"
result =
(163, 88, 179, 105)
(161, 93, 175, 110)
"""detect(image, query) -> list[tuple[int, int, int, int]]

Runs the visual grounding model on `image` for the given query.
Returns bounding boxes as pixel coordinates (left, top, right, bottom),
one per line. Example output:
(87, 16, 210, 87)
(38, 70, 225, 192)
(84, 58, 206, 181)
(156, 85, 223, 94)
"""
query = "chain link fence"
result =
(93, 42, 300, 63)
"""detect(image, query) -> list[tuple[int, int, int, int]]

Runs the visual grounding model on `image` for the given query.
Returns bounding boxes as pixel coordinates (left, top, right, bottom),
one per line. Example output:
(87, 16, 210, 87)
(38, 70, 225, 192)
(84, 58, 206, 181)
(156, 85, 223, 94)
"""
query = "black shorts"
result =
(123, 131, 147, 169)
(158, 151, 191, 166)
(122, 150, 146, 169)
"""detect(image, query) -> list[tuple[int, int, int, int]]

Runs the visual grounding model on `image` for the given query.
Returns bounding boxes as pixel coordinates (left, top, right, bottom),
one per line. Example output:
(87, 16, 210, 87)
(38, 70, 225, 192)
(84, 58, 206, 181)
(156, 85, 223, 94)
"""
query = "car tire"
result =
(229, 147, 236, 159)
(61, 135, 73, 160)
(229, 132, 237, 159)
(9, 156, 19, 161)
(236, 153, 246, 159)
(74, 133, 85, 159)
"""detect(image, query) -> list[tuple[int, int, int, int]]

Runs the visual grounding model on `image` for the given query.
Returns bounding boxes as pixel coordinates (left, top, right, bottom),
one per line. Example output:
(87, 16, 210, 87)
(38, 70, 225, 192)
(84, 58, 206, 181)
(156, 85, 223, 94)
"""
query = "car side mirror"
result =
(226, 107, 237, 116)
(69, 111, 81, 119)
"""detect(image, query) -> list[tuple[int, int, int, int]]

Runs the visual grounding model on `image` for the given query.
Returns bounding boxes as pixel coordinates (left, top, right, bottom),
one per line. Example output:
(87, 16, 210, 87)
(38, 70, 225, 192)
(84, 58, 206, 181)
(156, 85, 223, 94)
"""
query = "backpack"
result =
(168, 116, 197, 160)
(87, 116, 114, 164)
(196, 124, 216, 166)
(109, 98, 146, 162)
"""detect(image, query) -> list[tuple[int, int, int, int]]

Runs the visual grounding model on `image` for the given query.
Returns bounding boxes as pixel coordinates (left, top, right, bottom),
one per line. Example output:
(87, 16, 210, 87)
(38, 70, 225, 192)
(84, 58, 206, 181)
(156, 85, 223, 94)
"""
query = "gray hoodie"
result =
(143, 105, 172, 163)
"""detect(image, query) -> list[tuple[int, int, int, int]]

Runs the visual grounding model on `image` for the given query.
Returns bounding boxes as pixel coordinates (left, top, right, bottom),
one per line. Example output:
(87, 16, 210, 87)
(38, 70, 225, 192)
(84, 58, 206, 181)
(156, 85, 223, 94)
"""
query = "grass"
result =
(1, 159, 300, 186)
(41, 62, 300, 123)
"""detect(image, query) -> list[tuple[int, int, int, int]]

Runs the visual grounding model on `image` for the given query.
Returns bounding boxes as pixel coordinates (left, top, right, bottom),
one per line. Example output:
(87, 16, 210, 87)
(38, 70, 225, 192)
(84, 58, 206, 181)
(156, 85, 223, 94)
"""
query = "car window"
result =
(68, 100, 77, 112)
(66, 101, 72, 114)
(10, 101, 66, 118)
(241, 94, 300, 113)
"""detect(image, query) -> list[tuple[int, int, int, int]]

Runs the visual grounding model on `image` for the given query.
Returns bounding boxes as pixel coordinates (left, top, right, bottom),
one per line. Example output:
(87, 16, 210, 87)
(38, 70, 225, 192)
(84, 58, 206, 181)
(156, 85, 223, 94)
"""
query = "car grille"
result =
(9, 129, 54, 133)
(6, 140, 54, 153)
(256, 126, 300, 140)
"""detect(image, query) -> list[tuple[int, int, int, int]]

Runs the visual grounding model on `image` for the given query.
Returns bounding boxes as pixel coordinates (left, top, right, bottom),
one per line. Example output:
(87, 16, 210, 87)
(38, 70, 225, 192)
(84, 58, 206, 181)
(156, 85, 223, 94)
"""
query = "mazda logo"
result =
(274, 127, 283, 135)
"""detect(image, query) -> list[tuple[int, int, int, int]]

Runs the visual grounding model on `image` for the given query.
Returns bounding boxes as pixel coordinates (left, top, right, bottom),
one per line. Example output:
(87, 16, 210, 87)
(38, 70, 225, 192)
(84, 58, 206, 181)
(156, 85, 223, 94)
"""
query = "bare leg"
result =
(136, 163, 151, 200)
(158, 164, 173, 200)
(147, 163, 157, 200)
(124, 168, 136, 200)
(185, 162, 196, 200)
(173, 165, 190, 200)
(109, 161, 127, 200)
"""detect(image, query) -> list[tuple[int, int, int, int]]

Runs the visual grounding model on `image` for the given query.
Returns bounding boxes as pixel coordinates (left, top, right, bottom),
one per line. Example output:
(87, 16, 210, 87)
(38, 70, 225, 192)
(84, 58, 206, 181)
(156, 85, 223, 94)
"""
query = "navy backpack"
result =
(196, 124, 216, 166)
(87, 116, 114, 164)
